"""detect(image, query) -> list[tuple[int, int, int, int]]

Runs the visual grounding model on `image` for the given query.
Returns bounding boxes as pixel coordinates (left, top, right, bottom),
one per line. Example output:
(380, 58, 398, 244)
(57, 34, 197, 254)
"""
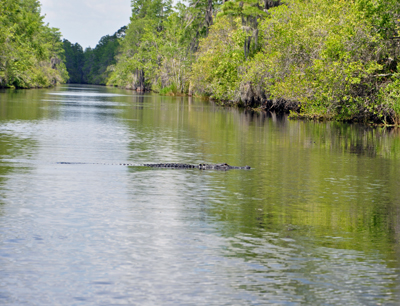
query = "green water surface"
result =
(0, 85, 399, 305)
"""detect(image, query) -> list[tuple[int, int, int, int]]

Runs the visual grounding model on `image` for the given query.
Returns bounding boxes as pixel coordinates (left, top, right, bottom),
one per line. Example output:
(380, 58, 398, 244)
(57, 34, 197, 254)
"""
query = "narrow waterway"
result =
(0, 85, 399, 305)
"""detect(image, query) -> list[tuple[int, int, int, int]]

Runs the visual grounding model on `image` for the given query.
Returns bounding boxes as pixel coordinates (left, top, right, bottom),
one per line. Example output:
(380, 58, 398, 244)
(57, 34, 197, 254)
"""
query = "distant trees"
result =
(62, 26, 126, 85)
(0, 0, 68, 88)
(63, 40, 84, 83)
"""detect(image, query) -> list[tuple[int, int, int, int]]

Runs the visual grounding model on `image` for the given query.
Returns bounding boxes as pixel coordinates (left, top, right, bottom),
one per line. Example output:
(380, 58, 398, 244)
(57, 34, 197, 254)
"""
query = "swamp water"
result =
(0, 84, 399, 305)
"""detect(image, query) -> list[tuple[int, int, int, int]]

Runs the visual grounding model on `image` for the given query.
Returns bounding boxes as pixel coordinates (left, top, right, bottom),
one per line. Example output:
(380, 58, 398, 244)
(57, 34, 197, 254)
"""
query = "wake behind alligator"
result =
(57, 162, 251, 170)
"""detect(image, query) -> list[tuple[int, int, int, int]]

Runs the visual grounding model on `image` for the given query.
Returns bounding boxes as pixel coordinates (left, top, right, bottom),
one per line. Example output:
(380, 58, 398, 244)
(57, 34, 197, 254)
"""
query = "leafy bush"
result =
(0, 0, 68, 88)
(378, 75, 400, 125)
(159, 83, 178, 95)
(191, 16, 245, 101)
(242, 0, 399, 122)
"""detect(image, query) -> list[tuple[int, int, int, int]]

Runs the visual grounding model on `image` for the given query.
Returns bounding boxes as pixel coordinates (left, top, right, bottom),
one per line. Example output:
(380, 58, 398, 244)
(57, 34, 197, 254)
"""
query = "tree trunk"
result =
(253, 15, 259, 51)
(135, 69, 145, 92)
(205, 0, 213, 35)
(244, 35, 251, 59)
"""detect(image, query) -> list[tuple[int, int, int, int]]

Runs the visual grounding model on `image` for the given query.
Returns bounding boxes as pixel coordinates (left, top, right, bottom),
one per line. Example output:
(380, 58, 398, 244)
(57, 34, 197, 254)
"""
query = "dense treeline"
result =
(107, 0, 214, 93)
(62, 41, 84, 84)
(7, 0, 399, 123)
(62, 27, 125, 85)
(104, 0, 400, 124)
(0, 0, 68, 88)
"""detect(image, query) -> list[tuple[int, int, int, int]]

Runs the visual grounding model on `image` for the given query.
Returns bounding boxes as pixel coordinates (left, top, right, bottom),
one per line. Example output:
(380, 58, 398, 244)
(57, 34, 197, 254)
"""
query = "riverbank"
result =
(103, 82, 396, 126)
(100, 0, 400, 126)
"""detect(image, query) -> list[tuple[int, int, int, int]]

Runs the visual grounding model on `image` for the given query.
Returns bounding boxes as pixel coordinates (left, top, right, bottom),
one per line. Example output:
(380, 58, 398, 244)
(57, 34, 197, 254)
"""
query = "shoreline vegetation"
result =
(0, 0, 68, 89)
(1, 1, 400, 125)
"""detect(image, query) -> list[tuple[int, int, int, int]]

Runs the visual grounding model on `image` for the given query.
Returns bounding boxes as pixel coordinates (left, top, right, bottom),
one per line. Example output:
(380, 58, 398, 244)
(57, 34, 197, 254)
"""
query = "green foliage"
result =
(108, 0, 220, 93)
(355, 0, 400, 39)
(0, 0, 68, 88)
(83, 29, 124, 85)
(101, 0, 400, 123)
(218, 0, 267, 19)
(62, 27, 125, 85)
(159, 82, 178, 95)
(191, 16, 245, 100)
(242, 0, 400, 123)
(108, 0, 179, 90)
(63, 40, 84, 83)
(377, 74, 400, 125)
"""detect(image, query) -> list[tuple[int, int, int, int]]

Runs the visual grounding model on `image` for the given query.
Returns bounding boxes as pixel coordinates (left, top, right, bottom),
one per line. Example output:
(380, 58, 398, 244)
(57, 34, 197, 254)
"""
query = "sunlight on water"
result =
(0, 85, 399, 305)
(48, 92, 128, 97)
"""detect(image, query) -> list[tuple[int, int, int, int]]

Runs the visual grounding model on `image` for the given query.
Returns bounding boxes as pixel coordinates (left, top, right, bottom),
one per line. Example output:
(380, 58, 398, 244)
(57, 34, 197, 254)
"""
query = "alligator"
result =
(143, 163, 251, 170)
(57, 162, 251, 170)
